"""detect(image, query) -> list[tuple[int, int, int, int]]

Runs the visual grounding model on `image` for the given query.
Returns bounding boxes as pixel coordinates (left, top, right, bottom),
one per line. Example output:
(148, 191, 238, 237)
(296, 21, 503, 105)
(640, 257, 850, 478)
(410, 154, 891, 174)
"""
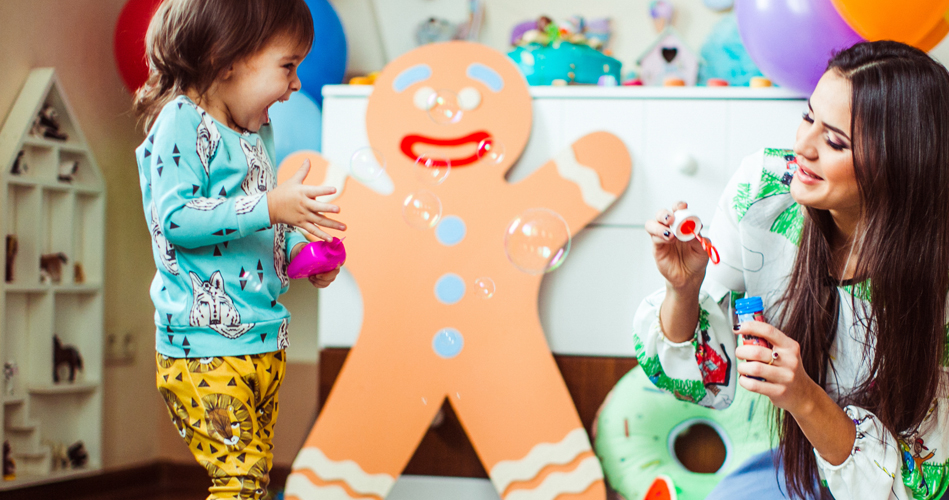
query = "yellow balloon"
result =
(830, 0, 949, 50)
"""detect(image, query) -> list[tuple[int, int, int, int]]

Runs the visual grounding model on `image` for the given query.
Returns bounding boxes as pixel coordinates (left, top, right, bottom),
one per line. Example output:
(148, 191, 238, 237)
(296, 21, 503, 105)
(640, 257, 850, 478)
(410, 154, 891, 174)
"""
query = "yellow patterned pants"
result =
(156, 351, 286, 500)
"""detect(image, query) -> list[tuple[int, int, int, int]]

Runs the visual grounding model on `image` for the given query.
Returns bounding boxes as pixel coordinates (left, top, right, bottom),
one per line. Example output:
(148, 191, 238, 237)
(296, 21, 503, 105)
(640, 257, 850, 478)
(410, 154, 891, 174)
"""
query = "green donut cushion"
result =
(594, 365, 776, 500)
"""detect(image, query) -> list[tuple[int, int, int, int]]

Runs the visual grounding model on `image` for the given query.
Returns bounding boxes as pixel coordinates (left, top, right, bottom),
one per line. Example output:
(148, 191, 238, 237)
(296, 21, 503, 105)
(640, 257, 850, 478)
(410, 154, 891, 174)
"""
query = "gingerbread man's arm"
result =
(507, 131, 632, 232)
(276, 151, 394, 241)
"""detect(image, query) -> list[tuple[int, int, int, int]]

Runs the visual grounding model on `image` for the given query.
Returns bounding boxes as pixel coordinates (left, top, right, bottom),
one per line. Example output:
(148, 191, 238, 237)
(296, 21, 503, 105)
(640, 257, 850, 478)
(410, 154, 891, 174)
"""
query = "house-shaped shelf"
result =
(0, 68, 105, 487)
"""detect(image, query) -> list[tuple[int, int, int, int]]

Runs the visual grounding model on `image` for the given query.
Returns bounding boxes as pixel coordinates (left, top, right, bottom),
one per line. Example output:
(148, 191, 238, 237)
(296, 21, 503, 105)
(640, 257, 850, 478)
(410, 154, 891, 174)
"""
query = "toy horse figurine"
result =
(3, 441, 14, 481)
(53, 335, 83, 383)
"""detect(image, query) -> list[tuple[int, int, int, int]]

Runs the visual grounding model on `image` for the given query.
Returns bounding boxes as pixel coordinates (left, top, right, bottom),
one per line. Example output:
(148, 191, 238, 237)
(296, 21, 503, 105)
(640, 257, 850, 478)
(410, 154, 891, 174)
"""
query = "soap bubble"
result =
(477, 139, 506, 165)
(403, 191, 442, 230)
(504, 208, 571, 274)
(427, 90, 463, 125)
(474, 277, 495, 299)
(349, 147, 386, 181)
(414, 153, 451, 185)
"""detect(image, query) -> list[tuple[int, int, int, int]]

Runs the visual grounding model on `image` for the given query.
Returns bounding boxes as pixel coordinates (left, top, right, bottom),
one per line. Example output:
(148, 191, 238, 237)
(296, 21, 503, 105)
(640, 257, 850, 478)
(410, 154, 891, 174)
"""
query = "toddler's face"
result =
(217, 34, 307, 133)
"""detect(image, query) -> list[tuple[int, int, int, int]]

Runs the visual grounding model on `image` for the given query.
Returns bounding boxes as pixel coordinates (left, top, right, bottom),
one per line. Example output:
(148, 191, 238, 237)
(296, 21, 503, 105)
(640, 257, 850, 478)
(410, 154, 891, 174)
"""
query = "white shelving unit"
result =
(0, 68, 104, 488)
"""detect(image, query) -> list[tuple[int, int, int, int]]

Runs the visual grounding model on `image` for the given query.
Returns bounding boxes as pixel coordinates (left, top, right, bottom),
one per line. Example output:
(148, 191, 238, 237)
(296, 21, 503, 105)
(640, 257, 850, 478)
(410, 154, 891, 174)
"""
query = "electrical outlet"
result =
(105, 332, 135, 365)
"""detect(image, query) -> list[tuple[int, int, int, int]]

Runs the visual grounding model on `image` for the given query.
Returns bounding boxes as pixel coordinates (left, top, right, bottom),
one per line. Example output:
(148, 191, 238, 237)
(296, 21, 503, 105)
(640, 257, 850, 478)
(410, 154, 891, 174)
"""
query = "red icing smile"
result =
(400, 131, 491, 167)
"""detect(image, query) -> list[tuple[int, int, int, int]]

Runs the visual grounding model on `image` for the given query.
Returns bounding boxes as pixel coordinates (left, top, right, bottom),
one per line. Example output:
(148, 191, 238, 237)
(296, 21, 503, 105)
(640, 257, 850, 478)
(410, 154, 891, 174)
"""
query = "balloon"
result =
(114, 0, 164, 94)
(830, 0, 949, 50)
(268, 90, 322, 165)
(735, 0, 864, 95)
(299, 0, 348, 108)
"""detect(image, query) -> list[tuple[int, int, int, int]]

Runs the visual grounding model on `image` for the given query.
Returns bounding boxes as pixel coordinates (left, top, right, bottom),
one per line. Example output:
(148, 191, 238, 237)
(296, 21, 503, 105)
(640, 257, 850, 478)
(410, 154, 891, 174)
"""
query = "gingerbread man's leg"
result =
(284, 338, 445, 500)
(448, 302, 605, 500)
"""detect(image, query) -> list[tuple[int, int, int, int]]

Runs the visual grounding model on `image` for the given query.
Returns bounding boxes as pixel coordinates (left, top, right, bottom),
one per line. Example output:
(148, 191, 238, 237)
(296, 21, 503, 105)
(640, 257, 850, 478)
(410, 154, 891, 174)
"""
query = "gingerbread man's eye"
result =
(413, 87, 436, 110)
(458, 87, 481, 110)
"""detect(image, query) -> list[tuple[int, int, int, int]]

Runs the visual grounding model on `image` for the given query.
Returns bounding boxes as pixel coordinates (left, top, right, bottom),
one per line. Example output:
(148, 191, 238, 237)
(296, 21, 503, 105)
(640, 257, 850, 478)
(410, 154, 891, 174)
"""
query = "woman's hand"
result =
(734, 321, 822, 415)
(645, 201, 709, 292)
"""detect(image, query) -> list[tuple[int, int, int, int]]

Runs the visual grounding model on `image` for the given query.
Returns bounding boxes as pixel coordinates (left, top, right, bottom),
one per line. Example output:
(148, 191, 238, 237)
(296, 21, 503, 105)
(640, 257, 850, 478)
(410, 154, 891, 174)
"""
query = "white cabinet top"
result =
(323, 84, 807, 101)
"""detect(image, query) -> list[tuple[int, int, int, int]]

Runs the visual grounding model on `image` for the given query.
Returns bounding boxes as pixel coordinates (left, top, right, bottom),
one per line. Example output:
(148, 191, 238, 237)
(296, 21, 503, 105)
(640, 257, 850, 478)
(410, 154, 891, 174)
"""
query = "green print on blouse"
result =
(841, 280, 872, 302)
(632, 309, 710, 405)
(732, 149, 804, 244)
(899, 441, 949, 500)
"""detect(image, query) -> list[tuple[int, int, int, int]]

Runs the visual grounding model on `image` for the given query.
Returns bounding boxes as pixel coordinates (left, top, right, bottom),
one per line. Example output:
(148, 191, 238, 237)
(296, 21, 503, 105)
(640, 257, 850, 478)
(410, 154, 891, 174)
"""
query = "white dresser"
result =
(310, 84, 806, 358)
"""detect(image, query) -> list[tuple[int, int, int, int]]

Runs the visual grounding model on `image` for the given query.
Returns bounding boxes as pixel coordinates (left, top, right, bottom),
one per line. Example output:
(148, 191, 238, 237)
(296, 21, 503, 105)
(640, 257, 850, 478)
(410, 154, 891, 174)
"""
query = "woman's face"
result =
(791, 70, 861, 226)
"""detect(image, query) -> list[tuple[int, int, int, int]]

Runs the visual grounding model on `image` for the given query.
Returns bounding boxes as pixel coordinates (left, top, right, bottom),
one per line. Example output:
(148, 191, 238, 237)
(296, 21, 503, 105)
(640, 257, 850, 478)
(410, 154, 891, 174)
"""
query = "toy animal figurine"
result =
(30, 104, 68, 141)
(43, 440, 69, 471)
(57, 160, 79, 182)
(10, 151, 27, 175)
(67, 441, 88, 468)
(5, 235, 17, 283)
(40, 252, 68, 284)
(3, 361, 17, 396)
(73, 262, 85, 284)
(2, 441, 14, 481)
(53, 335, 83, 383)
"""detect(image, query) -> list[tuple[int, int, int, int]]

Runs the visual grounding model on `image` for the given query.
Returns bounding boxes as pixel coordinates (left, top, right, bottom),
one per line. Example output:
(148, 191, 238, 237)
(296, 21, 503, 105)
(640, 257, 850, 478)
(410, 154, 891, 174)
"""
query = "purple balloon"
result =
(735, 0, 865, 94)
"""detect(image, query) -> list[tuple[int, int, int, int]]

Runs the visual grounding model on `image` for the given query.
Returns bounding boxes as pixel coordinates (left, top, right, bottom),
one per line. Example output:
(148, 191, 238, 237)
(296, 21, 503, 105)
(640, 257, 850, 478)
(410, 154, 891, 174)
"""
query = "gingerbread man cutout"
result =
(281, 42, 631, 500)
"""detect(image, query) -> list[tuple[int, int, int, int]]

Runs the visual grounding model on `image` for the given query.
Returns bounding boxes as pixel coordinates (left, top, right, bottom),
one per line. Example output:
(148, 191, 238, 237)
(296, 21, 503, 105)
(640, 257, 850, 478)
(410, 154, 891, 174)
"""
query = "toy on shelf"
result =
(415, 0, 484, 45)
(3, 362, 17, 396)
(40, 252, 68, 284)
(67, 441, 88, 468)
(750, 76, 773, 88)
(650, 0, 676, 32)
(53, 335, 83, 383)
(508, 15, 621, 85)
(11, 151, 27, 175)
(44, 440, 69, 471)
(73, 262, 85, 284)
(348, 72, 379, 85)
(58, 159, 79, 182)
(637, 26, 701, 86)
(698, 14, 764, 86)
(30, 104, 68, 141)
(287, 237, 346, 279)
(3, 441, 14, 481)
(5, 235, 17, 283)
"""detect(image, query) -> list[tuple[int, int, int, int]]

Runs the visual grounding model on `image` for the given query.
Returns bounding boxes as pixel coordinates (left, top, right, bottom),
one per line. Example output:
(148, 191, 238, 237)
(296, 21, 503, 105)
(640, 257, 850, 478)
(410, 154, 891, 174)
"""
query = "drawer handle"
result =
(671, 152, 698, 176)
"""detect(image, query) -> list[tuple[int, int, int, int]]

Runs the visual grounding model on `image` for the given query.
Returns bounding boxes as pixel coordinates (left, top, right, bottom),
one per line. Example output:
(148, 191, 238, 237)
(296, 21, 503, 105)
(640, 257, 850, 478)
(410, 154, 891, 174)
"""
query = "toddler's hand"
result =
(269, 160, 346, 241)
(308, 264, 342, 288)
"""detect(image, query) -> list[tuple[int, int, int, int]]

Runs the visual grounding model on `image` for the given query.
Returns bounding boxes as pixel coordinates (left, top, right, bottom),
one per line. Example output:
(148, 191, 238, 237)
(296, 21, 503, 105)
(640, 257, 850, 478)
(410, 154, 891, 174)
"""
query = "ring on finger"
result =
(768, 350, 778, 365)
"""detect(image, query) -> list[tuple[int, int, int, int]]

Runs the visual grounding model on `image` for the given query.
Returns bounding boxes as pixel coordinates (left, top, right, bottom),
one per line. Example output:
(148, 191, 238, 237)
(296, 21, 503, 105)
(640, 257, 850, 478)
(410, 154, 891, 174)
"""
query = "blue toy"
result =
(508, 16, 621, 86)
(697, 14, 763, 86)
(268, 90, 322, 165)
(298, 0, 347, 108)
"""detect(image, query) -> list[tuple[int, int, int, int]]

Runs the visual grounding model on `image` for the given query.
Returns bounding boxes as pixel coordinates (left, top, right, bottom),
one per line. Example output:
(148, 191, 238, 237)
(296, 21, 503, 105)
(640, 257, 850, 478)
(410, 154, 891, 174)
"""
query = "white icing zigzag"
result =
(553, 147, 617, 211)
(291, 447, 396, 498)
(504, 456, 603, 500)
(489, 427, 593, 494)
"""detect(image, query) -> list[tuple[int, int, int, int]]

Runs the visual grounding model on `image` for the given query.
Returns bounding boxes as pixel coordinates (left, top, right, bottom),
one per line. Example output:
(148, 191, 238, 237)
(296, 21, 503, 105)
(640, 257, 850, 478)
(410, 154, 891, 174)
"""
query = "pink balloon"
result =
(735, 0, 865, 94)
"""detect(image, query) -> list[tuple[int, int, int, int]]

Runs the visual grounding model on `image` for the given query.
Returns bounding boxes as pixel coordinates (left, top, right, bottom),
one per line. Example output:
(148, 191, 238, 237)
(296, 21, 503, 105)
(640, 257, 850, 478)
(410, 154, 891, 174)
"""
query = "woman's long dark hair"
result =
(777, 41, 949, 499)
(133, 0, 314, 132)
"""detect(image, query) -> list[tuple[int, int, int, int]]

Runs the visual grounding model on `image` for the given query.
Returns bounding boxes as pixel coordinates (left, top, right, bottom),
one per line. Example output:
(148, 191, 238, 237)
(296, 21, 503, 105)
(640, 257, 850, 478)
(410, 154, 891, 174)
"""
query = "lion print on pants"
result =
(156, 351, 285, 499)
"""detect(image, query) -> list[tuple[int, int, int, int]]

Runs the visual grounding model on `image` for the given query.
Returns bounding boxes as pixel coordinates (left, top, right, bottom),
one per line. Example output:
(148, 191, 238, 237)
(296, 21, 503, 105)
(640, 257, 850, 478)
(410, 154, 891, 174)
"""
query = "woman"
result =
(635, 41, 949, 499)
